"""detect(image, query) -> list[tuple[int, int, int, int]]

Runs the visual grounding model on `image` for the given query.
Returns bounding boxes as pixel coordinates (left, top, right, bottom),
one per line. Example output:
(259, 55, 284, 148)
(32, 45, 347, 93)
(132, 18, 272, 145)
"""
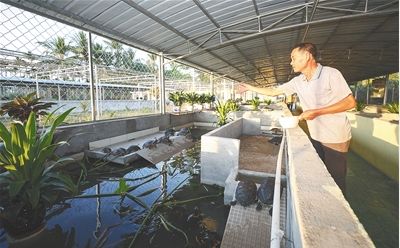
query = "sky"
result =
(0, 3, 148, 61)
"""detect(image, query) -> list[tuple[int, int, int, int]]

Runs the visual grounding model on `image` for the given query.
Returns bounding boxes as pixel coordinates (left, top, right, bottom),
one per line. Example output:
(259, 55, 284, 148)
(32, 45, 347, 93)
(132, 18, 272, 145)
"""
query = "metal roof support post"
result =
(366, 79, 370, 105)
(210, 73, 214, 95)
(383, 74, 389, 105)
(158, 53, 166, 115)
(88, 32, 97, 121)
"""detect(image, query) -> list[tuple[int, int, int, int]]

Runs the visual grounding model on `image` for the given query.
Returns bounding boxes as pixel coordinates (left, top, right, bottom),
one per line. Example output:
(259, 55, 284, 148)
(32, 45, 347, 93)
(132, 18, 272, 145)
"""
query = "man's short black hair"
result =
(292, 43, 317, 60)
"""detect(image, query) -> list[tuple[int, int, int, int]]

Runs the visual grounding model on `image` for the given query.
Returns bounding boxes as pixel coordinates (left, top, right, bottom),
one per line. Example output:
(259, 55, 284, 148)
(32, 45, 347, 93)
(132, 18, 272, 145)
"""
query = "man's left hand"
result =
(299, 109, 320, 120)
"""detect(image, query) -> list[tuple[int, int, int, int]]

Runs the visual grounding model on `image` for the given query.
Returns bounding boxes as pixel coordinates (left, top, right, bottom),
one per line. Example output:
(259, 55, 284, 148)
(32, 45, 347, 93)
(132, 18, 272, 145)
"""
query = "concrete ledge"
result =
(286, 116, 374, 247)
(54, 113, 195, 156)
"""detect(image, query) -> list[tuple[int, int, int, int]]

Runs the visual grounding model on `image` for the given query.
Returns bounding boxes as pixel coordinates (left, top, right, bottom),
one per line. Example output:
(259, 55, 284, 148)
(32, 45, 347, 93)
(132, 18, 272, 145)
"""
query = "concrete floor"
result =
(346, 151, 399, 248)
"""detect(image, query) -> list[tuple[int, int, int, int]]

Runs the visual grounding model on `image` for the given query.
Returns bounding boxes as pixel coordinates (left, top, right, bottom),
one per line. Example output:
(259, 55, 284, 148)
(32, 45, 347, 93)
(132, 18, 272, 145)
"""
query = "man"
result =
(240, 43, 356, 194)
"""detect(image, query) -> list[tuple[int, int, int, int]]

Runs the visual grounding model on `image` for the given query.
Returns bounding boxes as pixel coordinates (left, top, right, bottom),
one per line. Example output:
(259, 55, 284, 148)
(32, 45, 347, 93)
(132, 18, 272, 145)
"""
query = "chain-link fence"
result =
(0, 3, 241, 126)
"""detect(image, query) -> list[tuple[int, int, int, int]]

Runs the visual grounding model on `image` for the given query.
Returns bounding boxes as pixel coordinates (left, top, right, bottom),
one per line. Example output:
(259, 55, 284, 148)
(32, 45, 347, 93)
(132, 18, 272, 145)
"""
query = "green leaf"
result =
(27, 187, 40, 208)
(9, 180, 26, 197)
(25, 111, 37, 147)
(126, 194, 149, 209)
(136, 187, 158, 197)
(0, 121, 12, 149)
(114, 178, 129, 194)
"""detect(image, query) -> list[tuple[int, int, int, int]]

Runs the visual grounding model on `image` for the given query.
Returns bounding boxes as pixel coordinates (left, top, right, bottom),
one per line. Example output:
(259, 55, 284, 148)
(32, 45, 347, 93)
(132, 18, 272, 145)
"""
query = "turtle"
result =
(142, 139, 157, 149)
(102, 147, 112, 154)
(126, 145, 141, 154)
(156, 135, 173, 146)
(256, 178, 275, 211)
(176, 127, 190, 136)
(233, 180, 257, 207)
(268, 136, 282, 145)
(164, 128, 175, 137)
(187, 206, 202, 230)
(111, 147, 126, 156)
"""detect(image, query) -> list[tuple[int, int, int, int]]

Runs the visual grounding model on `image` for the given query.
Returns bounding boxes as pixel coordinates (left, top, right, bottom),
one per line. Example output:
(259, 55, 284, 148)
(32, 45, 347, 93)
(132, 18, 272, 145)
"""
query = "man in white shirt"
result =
(240, 43, 356, 194)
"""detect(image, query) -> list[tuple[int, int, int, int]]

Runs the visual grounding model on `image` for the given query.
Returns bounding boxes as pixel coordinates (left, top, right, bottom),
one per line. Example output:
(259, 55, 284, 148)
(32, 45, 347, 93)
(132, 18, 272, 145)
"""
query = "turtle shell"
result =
(257, 178, 275, 205)
(235, 180, 257, 206)
(126, 145, 141, 153)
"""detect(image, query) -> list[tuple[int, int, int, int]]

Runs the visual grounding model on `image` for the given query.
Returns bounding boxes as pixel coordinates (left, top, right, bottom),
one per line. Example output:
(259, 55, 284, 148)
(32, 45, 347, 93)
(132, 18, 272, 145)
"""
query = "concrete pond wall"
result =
(54, 112, 195, 156)
(347, 112, 399, 181)
(52, 109, 375, 247)
(200, 117, 261, 188)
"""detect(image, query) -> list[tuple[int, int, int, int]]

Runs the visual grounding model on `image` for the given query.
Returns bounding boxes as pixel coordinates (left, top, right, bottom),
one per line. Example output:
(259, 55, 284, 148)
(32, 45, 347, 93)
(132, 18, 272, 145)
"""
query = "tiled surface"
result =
(346, 151, 398, 248)
(221, 191, 286, 248)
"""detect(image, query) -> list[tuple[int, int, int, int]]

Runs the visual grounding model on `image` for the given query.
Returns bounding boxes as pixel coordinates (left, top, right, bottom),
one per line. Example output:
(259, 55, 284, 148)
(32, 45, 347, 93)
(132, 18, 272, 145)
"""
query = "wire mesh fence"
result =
(0, 3, 239, 126)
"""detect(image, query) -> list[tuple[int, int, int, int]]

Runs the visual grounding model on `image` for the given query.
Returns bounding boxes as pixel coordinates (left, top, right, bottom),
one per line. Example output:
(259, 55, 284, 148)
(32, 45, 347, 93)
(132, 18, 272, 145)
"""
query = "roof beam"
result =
(121, 0, 253, 83)
(168, 8, 398, 61)
(192, 0, 265, 84)
(252, 0, 279, 85)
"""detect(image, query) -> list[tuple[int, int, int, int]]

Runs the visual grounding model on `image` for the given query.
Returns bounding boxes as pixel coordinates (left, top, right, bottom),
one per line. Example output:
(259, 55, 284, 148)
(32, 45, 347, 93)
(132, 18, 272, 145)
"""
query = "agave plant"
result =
(215, 100, 231, 126)
(226, 99, 240, 112)
(250, 97, 260, 111)
(385, 102, 399, 113)
(0, 108, 79, 237)
(168, 91, 185, 112)
(0, 92, 56, 123)
(355, 101, 366, 112)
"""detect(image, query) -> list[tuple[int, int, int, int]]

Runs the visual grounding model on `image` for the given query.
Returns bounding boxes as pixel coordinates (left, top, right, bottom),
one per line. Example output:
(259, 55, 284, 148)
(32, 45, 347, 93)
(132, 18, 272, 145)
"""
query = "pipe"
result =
(270, 129, 286, 247)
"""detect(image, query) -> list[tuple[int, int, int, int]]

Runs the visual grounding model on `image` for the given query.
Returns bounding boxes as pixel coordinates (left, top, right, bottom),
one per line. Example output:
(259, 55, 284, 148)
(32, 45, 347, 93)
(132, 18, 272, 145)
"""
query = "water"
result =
(0, 128, 229, 248)
(347, 151, 399, 248)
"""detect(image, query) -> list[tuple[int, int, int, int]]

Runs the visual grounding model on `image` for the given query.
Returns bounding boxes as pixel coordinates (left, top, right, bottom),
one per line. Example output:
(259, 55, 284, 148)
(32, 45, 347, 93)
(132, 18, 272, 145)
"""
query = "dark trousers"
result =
(310, 138, 347, 195)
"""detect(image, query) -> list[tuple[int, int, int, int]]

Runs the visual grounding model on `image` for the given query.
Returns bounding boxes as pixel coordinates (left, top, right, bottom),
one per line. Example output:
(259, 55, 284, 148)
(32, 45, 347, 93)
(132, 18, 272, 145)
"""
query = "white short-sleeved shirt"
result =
(279, 64, 352, 143)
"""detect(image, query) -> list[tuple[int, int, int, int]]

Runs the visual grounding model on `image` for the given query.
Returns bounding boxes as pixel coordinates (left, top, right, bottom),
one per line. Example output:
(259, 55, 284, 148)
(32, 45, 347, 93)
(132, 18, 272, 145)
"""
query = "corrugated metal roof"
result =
(3, 0, 398, 86)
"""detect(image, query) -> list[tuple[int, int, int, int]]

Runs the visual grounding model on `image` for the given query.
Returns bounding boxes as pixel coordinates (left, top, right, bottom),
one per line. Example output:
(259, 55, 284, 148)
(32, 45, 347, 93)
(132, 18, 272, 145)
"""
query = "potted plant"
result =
(355, 101, 367, 112)
(0, 109, 79, 239)
(203, 93, 216, 110)
(250, 97, 260, 111)
(0, 92, 56, 123)
(215, 100, 231, 126)
(168, 91, 185, 113)
(184, 92, 200, 112)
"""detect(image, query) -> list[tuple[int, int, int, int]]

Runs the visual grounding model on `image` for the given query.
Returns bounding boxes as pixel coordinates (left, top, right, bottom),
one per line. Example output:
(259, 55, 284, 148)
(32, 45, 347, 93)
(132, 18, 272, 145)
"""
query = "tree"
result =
(38, 36, 72, 61)
(122, 48, 136, 70)
(146, 54, 158, 73)
(105, 40, 123, 67)
(71, 31, 88, 62)
(92, 43, 105, 65)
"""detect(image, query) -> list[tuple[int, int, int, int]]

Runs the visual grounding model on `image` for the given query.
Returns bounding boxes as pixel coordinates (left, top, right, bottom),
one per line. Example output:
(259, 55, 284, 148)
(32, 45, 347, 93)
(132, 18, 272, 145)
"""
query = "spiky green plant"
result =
(226, 99, 240, 112)
(250, 97, 260, 110)
(385, 102, 399, 113)
(184, 92, 200, 111)
(0, 108, 79, 236)
(215, 100, 231, 126)
(0, 92, 56, 123)
(355, 101, 366, 112)
(168, 91, 185, 112)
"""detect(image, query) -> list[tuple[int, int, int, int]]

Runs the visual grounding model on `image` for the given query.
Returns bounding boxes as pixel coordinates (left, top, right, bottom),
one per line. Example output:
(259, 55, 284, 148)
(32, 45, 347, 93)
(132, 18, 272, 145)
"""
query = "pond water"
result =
(0, 128, 229, 248)
(347, 150, 398, 248)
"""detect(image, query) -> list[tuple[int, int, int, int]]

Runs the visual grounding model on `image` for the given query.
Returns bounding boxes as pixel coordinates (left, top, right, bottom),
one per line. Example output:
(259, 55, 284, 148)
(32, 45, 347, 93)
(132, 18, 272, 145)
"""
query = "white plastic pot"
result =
(279, 116, 299, 129)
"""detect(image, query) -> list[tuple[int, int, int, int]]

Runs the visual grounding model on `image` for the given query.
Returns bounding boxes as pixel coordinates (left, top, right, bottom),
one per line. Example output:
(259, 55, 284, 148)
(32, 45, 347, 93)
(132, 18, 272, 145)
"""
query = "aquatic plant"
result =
(0, 108, 80, 237)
